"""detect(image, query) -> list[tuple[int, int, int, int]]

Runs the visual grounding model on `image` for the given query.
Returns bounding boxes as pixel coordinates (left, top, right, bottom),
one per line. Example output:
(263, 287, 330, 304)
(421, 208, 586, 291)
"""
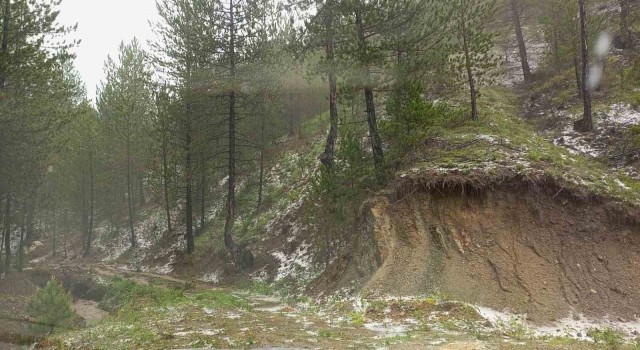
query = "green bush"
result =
(630, 124, 640, 149)
(587, 327, 625, 349)
(26, 277, 76, 335)
(629, 59, 640, 87)
(630, 94, 640, 108)
(382, 79, 465, 159)
(311, 129, 371, 218)
(99, 277, 185, 312)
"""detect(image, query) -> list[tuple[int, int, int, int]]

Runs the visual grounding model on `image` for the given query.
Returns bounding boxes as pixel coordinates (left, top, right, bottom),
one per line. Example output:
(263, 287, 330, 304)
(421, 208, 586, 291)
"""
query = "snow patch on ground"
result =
(552, 104, 640, 159)
(249, 266, 269, 282)
(86, 207, 184, 275)
(615, 178, 631, 190)
(173, 329, 221, 337)
(223, 311, 242, 319)
(94, 207, 169, 263)
(554, 133, 600, 157)
(604, 103, 640, 126)
(476, 306, 640, 340)
(364, 320, 411, 339)
(199, 269, 222, 284)
(499, 33, 548, 87)
(336, 293, 640, 343)
(271, 241, 313, 281)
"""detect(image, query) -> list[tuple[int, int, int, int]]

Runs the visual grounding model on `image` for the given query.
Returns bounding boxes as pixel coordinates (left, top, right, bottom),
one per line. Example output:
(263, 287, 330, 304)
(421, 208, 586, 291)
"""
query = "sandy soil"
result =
(326, 175, 640, 324)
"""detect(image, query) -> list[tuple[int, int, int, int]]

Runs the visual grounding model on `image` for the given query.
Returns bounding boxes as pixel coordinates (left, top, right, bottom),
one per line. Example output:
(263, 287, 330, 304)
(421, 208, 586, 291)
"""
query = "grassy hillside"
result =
(397, 86, 640, 206)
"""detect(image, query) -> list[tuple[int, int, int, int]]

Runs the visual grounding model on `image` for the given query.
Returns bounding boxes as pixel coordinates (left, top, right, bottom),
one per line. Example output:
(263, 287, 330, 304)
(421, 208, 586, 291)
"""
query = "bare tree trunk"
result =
(461, 18, 478, 121)
(126, 137, 136, 249)
(138, 175, 145, 206)
(225, 94, 238, 256)
(355, 7, 384, 172)
(256, 111, 265, 213)
(17, 197, 26, 271)
(0, 0, 10, 90)
(364, 87, 384, 169)
(576, 0, 593, 132)
(320, 0, 339, 168)
(162, 142, 172, 233)
(574, 49, 582, 98)
(3, 193, 11, 272)
(184, 21, 195, 254)
(81, 163, 88, 255)
(620, 0, 631, 45)
(224, 0, 239, 259)
(185, 109, 194, 254)
(85, 147, 95, 257)
(200, 151, 205, 231)
(510, 0, 531, 82)
(52, 208, 57, 257)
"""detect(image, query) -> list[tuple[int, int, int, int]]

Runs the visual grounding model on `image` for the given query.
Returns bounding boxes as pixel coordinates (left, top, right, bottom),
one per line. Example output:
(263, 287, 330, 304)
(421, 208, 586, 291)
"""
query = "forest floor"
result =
(36, 264, 630, 350)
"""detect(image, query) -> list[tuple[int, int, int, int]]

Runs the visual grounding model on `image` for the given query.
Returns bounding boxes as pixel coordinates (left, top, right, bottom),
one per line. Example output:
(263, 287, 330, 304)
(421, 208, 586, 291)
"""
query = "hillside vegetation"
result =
(2, 0, 640, 348)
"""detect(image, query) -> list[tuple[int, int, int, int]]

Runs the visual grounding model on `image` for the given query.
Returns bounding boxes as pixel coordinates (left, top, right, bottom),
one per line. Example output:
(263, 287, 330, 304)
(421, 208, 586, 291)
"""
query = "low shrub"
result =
(26, 277, 76, 335)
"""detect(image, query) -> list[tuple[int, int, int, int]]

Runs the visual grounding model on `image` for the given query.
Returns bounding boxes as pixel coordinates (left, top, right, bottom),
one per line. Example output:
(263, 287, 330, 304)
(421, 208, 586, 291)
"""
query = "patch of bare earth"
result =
(0, 272, 41, 345)
(321, 172, 640, 324)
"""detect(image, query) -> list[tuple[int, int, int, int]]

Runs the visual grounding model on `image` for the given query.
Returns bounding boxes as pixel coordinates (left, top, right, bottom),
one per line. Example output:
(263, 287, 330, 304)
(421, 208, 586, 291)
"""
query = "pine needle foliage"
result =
(26, 277, 75, 335)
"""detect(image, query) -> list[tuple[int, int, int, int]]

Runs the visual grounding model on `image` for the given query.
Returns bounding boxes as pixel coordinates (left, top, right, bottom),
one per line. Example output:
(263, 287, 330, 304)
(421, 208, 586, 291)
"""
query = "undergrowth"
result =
(393, 85, 640, 205)
(52, 278, 251, 349)
(587, 327, 626, 349)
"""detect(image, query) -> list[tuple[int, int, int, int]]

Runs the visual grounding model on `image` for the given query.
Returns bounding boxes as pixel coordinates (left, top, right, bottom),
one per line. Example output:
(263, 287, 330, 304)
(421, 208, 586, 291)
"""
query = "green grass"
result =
(53, 278, 251, 349)
(318, 329, 332, 338)
(349, 311, 366, 326)
(410, 86, 640, 205)
(380, 333, 413, 346)
(192, 290, 251, 310)
(300, 111, 329, 138)
(495, 317, 533, 341)
(587, 327, 626, 349)
(98, 277, 187, 312)
(529, 55, 640, 110)
(232, 279, 275, 295)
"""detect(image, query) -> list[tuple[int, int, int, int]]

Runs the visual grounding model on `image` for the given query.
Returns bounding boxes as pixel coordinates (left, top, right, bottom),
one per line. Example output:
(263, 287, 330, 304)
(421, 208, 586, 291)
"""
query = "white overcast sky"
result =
(58, 0, 161, 103)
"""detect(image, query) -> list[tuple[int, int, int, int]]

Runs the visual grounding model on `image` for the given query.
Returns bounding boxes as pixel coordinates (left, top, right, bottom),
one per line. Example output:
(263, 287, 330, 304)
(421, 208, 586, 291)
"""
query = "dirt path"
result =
(64, 263, 495, 349)
(91, 263, 192, 287)
(48, 263, 606, 350)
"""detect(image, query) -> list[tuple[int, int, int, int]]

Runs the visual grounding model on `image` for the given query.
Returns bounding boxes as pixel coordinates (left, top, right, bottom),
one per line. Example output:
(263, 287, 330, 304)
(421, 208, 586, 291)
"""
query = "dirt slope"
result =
(327, 172, 640, 323)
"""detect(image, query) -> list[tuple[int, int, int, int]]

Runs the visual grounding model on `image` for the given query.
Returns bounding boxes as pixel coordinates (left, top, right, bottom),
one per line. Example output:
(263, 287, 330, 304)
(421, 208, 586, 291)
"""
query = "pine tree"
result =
(26, 277, 75, 334)
(299, 0, 343, 167)
(153, 86, 174, 235)
(618, 0, 634, 48)
(509, 0, 531, 82)
(205, 0, 271, 263)
(328, 0, 415, 176)
(574, 0, 593, 132)
(0, 0, 78, 271)
(97, 39, 154, 250)
(152, 0, 217, 254)
(445, 0, 498, 120)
